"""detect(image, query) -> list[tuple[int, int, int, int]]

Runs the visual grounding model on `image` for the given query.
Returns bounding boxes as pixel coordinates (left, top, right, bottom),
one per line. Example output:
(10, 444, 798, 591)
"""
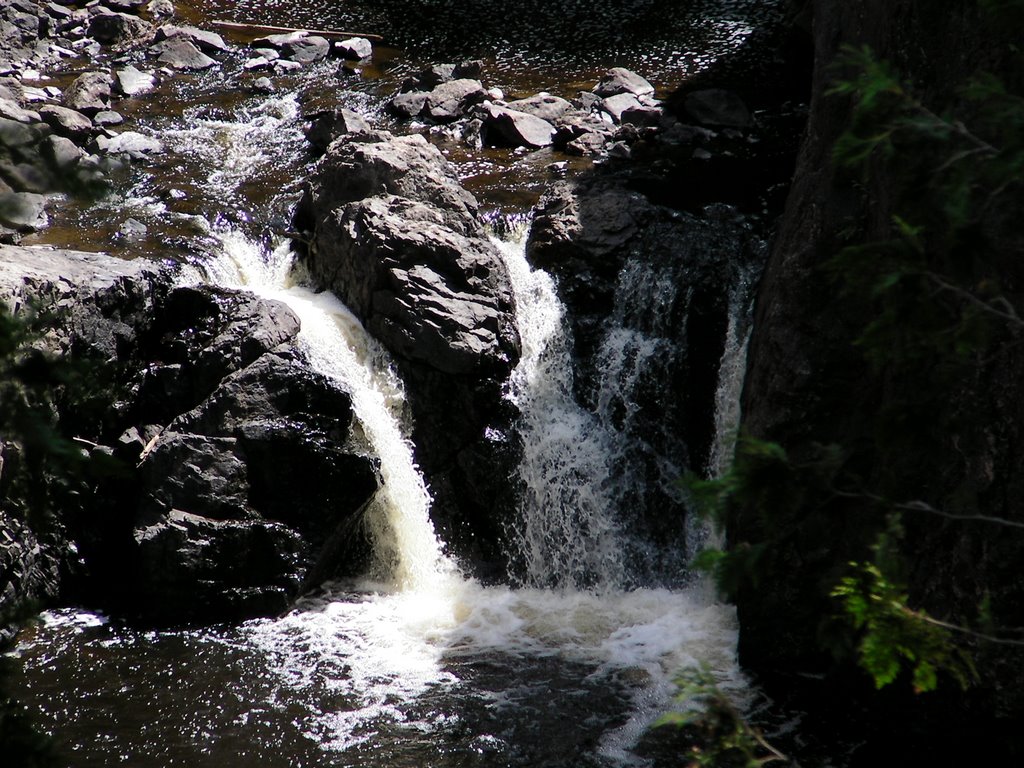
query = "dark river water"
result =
(8, 1, 786, 765)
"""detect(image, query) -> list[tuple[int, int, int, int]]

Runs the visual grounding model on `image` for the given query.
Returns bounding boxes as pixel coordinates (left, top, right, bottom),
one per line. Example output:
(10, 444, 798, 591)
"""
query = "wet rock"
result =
(150, 37, 216, 70)
(425, 78, 485, 122)
(93, 130, 163, 159)
(115, 63, 156, 96)
(94, 110, 123, 127)
(41, 133, 85, 169)
(335, 36, 372, 60)
(505, 92, 574, 123)
(88, 10, 154, 47)
(479, 102, 555, 148)
(0, 160, 50, 193)
(0, 96, 40, 123)
(304, 108, 371, 154)
(620, 103, 662, 127)
(313, 194, 516, 374)
(253, 31, 328, 64)
(0, 115, 38, 147)
(282, 34, 330, 64)
(144, 0, 174, 18)
(252, 76, 274, 94)
(38, 103, 93, 140)
(389, 90, 429, 119)
(683, 89, 753, 129)
(274, 59, 302, 74)
(296, 131, 521, 564)
(0, 191, 47, 231)
(154, 23, 228, 54)
(0, 510, 63, 645)
(63, 71, 113, 115)
(599, 92, 642, 124)
(594, 67, 655, 99)
(298, 131, 481, 234)
(130, 508, 304, 623)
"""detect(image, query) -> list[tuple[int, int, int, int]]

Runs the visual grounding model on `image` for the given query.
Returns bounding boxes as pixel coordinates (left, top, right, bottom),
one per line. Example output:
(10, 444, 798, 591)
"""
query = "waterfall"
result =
(181, 228, 450, 590)
(495, 234, 630, 591)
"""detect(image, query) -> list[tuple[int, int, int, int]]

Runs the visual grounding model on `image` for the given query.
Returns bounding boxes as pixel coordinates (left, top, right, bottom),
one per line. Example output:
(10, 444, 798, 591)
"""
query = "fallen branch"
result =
(211, 20, 384, 43)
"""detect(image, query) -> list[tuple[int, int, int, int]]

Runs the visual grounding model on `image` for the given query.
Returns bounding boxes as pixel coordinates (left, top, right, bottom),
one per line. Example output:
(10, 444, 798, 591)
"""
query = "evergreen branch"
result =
(895, 603, 1024, 647)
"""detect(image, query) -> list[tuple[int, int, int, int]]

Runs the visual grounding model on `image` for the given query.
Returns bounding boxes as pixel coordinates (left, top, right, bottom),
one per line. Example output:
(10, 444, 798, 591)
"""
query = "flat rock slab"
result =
(480, 103, 555, 148)
(151, 38, 217, 69)
(594, 67, 655, 99)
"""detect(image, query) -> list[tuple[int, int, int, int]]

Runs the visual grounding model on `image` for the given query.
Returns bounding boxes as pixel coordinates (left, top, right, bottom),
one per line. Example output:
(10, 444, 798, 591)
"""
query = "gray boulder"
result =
(594, 67, 655, 99)
(304, 108, 372, 154)
(479, 102, 555, 148)
(599, 92, 642, 124)
(115, 64, 157, 96)
(389, 90, 429, 119)
(63, 71, 113, 115)
(335, 36, 372, 60)
(425, 78, 485, 122)
(505, 93, 574, 123)
(0, 191, 47, 231)
(154, 23, 229, 54)
(38, 103, 93, 140)
(295, 131, 521, 564)
(87, 10, 154, 47)
(150, 37, 217, 69)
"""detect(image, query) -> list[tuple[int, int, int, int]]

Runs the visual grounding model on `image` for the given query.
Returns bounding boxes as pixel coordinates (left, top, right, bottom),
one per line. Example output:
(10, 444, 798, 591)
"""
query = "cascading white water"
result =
(494, 234, 630, 590)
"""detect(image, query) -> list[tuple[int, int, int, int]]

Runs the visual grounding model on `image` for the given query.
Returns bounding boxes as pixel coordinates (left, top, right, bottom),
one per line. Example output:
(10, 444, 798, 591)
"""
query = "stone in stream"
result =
(593, 67, 655, 99)
(0, 97, 40, 123)
(478, 102, 555, 148)
(92, 130, 163, 160)
(682, 89, 753, 129)
(424, 78, 486, 122)
(0, 161, 51, 193)
(0, 191, 48, 231)
(0, 116, 39, 148)
(144, 0, 174, 18)
(63, 71, 113, 115)
(150, 38, 217, 70)
(304, 108, 371, 154)
(94, 110, 123, 128)
(505, 92, 574, 123)
(599, 92, 642, 124)
(620, 103, 663, 127)
(115, 64, 156, 96)
(0, 246, 380, 625)
(295, 131, 522, 564)
(389, 90, 429, 119)
(335, 36, 372, 61)
(87, 10, 154, 47)
(42, 133, 85, 169)
(154, 23, 229, 54)
(38, 103, 93, 140)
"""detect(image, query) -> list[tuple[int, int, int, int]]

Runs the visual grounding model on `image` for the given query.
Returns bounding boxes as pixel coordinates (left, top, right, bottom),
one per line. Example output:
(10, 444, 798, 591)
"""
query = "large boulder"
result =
(0, 245, 378, 625)
(295, 130, 521, 569)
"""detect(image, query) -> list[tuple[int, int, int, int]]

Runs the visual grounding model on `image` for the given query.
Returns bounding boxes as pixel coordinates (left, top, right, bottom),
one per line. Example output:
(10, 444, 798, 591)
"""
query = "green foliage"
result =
(654, 666, 785, 767)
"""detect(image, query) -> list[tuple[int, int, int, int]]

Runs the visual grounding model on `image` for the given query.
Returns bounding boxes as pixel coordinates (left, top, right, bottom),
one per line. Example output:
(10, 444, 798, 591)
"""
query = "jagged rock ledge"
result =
(294, 129, 522, 572)
(0, 244, 378, 626)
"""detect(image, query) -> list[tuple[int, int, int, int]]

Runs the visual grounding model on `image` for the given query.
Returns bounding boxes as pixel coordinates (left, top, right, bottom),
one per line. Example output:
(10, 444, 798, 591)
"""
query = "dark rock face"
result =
(295, 130, 521, 572)
(0, 245, 378, 625)
(734, 0, 1024, 759)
